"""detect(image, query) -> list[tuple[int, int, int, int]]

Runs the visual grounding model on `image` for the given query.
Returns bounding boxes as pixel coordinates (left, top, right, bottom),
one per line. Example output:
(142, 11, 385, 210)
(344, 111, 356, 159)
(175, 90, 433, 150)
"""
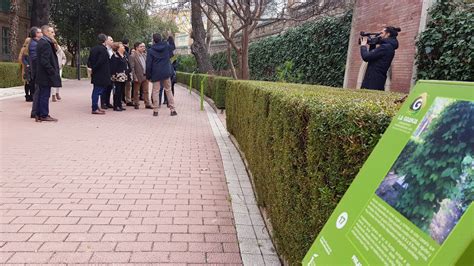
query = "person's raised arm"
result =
(145, 50, 152, 80)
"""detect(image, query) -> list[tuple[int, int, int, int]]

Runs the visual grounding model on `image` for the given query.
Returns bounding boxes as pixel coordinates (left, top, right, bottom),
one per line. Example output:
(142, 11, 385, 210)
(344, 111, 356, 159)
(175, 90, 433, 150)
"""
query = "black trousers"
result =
(30, 80, 39, 117)
(24, 82, 34, 100)
(101, 84, 113, 106)
(113, 82, 125, 108)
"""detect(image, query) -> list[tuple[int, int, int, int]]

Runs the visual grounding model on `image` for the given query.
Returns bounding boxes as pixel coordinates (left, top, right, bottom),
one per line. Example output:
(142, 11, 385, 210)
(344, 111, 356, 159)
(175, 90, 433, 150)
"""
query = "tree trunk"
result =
(31, 0, 50, 27)
(9, 0, 19, 62)
(227, 44, 238, 79)
(239, 28, 250, 80)
(205, 5, 213, 52)
(190, 0, 213, 73)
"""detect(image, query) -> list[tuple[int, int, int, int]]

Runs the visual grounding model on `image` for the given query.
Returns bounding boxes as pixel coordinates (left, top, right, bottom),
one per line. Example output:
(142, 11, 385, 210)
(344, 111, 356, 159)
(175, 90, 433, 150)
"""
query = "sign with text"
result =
(303, 81, 473, 265)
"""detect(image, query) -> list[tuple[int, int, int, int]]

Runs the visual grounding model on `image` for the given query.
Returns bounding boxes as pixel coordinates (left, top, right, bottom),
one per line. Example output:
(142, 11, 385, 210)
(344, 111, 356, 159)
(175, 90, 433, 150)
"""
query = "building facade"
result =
(0, 0, 31, 62)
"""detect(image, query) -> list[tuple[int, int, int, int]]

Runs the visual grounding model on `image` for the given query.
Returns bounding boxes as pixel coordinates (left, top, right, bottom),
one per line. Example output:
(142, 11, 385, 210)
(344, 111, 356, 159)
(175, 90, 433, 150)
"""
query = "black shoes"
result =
(153, 112, 158, 117)
(126, 102, 134, 107)
(113, 107, 122, 112)
(134, 105, 139, 109)
(171, 111, 178, 116)
(40, 115, 58, 122)
(145, 105, 153, 109)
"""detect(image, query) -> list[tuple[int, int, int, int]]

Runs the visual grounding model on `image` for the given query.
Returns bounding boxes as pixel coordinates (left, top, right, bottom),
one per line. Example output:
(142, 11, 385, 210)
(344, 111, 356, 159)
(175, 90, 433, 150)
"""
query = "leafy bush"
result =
(210, 50, 238, 72)
(275, 60, 303, 83)
(226, 80, 402, 264)
(176, 71, 231, 109)
(176, 54, 198, 73)
(0, 62, 22, 88)
(416, 0, 473, 81)
(62, 65, 88, 79)
(210, 12, 352, 86)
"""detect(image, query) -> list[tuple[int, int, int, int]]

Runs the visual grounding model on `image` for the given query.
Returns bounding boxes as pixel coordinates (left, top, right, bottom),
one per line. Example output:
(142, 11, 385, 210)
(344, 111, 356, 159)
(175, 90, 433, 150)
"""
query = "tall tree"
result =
(31, 0, 50, 27)
(8, 0, 19, 62)
(190, 0, 213, 73)
(199, 0, 265, 79)
(199, 0, 351, 79)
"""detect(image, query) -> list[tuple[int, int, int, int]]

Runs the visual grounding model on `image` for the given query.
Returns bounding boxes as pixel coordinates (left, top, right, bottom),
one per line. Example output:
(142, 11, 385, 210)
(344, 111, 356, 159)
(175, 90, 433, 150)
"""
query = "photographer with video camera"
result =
(359, 26, 401, 91)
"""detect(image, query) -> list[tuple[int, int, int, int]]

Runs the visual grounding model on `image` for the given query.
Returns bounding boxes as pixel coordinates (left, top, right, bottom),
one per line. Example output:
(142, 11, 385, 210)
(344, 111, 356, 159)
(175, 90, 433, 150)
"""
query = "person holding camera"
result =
(360, 26, 401, 91)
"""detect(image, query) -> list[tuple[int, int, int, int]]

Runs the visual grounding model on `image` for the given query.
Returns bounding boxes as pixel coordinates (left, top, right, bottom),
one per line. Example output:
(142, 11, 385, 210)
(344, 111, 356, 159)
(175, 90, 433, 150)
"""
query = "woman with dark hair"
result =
(110, 42, 130, 111)
(360, 26, 401, 91)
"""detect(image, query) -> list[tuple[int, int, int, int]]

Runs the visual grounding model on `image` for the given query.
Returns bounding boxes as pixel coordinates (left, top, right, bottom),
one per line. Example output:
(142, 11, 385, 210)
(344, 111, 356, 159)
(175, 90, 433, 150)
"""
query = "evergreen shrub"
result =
(225, 80, 402, 263)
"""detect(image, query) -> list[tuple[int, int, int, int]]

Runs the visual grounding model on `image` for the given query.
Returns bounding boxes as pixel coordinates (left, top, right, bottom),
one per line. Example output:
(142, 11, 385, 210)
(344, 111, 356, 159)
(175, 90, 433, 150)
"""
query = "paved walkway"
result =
(0, 80, 277, 265)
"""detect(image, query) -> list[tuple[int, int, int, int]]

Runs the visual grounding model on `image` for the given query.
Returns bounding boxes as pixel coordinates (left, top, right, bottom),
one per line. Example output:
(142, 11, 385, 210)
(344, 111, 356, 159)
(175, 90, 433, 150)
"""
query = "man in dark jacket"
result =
(146, 33, 177, 117)
(87, 34, 111, 114)
(360, 26, 401, 91)
(29, 26, 43, 117)
(34, 25, 61, 122)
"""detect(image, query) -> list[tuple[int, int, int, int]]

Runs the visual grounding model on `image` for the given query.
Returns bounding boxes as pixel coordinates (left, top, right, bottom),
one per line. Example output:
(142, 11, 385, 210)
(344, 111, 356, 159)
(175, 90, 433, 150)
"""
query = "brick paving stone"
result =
(0, 242, 42, 251)
(115, 241, 153, 251)
(89, 252, 131, 263)
(7, 252, 53, 263)
(77, 241, 117, 252)
(0, 81, 244, 264)
(152, 242, 188, 252)
(28, 233, 68, 242)
(168, 252, 206, 263)
(129, 252, 170, 263)
(39, 241, 79, 251)
(49, 252, 93, 263)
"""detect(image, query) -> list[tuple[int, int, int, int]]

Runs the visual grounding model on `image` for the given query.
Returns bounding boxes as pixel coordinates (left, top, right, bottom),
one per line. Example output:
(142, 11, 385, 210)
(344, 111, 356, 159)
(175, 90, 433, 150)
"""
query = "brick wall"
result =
(344, 0, 424, 93)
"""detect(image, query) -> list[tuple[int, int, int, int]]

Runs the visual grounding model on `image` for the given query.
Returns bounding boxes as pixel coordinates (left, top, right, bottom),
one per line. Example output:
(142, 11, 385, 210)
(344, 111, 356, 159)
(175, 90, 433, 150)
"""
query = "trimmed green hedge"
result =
(0, 62, 22, 88)
(62, 65, 88, 79)
(176, 71, 231, 109)
(226, 81, 402, 264)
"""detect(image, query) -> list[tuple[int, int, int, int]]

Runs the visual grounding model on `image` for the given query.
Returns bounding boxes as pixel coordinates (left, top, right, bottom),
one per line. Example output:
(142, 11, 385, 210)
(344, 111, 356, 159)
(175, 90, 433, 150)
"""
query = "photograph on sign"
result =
(376, 97, 474, 245)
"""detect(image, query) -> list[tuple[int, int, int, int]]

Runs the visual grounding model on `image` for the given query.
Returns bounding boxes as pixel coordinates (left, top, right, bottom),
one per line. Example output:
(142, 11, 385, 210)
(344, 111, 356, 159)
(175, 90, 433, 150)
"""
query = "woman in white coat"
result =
(52, 43, 66, 102)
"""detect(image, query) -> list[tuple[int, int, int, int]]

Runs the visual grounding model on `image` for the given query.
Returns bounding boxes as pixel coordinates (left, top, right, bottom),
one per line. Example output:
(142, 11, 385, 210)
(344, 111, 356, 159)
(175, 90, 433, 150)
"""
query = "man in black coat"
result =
(360, 26, 401, 91)
(87, 34, 111, 114)
(34, 25, 61, 122)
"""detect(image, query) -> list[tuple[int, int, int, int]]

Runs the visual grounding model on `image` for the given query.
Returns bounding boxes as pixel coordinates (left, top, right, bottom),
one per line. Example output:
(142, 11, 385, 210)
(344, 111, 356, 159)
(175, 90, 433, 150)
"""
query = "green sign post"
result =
(303, 81, 473, 265)
(189, 71, 195, 94)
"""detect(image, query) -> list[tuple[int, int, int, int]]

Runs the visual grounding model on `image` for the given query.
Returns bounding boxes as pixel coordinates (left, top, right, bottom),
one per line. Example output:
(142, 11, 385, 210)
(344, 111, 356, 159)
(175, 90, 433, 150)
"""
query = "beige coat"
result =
(130, 51, 147, 83)
(56, 46, 67, 70)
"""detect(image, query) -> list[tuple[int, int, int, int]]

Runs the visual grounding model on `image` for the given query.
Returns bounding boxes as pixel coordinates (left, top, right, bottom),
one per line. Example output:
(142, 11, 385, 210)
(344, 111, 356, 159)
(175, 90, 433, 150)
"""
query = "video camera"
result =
(358, 31, 382, 46)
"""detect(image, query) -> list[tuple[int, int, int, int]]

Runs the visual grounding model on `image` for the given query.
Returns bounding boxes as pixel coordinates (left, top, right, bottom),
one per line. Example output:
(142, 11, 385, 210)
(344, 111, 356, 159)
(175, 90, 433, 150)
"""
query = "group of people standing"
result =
(18, 25, 65, 122)
(88, 32, 177, 117)
(17, 26, 178, 122)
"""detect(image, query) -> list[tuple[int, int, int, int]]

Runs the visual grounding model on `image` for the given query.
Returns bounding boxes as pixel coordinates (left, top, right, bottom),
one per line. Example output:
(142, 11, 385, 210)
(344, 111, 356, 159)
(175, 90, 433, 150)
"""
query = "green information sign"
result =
(303, 80, 474, 265)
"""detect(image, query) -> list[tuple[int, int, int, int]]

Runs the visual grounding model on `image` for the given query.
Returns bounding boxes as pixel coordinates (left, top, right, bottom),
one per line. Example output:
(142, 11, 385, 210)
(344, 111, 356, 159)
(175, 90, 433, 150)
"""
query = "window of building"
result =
(2, 27, 10, 55)
(0, 0, 10, 12)
(25, 0, 32, 17)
